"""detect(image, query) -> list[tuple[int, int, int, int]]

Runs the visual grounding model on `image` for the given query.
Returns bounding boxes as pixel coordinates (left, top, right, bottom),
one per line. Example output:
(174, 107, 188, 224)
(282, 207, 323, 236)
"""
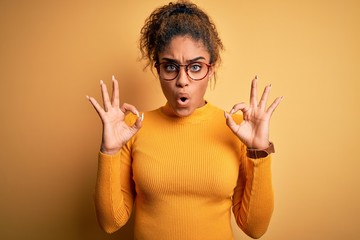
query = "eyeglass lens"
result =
(158, 62, 210, 80)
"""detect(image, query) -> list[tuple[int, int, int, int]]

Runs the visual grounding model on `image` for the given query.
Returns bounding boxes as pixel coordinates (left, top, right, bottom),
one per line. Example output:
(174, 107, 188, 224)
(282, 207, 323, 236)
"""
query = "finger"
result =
(224, 111, 239, 133)
(111, 75, 120, 108)
(127, 113, 144, 137)
(250, 76, 258, 107)
(133, 113, 144, 129)
(120, 103, 140, 117)
(258, 84, 271, 110)
(230, 102, 250, 115)
(100, 80, 112, 111)
(86, 96, 105, 118)
(267, 96, 283, 116)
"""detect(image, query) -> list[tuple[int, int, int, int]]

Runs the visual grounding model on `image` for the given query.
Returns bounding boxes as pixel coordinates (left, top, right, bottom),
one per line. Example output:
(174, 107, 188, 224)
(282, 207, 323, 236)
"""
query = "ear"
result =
(208, 65, 215, 79)
(154, 63, 160, 74)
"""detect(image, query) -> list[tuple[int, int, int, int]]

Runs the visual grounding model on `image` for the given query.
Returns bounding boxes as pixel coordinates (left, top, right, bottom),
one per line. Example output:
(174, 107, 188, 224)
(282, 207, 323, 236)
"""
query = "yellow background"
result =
(1, 0, 359, 239)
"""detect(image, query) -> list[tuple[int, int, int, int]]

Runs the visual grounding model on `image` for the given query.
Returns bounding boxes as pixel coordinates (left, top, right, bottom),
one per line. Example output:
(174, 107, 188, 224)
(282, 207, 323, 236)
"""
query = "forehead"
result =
(159, 35, 210, 62)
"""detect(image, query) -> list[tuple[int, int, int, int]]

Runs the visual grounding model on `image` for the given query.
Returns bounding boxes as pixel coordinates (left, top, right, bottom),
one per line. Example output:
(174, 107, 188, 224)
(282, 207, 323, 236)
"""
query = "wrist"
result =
(100, 145, 121, 156)
(246, 142, 275, 159)
(100, 149, 119, 155)
(247, 140, 270, 150)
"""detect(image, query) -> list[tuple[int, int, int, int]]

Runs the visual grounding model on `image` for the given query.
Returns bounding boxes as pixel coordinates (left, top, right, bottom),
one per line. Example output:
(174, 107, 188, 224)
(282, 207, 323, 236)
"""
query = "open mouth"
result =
(177, 96, 189, 106)
(180, 97, 187, 102)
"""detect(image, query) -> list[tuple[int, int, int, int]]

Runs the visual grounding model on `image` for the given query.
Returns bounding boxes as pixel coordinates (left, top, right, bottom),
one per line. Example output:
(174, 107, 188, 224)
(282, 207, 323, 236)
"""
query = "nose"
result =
(176, 67, 189, 87)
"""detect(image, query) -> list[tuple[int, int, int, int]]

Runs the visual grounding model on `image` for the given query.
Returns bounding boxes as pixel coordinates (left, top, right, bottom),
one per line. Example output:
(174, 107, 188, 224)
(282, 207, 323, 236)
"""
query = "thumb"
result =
(131, 113, 144, 131)
(224, 111, 238, 133)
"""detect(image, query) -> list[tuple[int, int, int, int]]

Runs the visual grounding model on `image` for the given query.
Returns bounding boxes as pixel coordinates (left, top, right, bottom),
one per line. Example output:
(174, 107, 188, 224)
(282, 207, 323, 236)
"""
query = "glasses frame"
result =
(155, 62, 212, 81)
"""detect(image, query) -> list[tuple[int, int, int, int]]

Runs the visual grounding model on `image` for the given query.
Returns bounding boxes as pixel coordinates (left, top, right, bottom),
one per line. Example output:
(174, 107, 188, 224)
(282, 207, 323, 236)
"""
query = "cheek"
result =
(196, 80, 209, 97)
(159, 81, 174, 97)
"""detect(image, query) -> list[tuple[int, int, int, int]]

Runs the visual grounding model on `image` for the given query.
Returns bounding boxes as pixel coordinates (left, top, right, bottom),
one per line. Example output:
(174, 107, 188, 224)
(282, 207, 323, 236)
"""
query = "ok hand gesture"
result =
(87, 76, 143, 155)
(225, 76, 282, 149)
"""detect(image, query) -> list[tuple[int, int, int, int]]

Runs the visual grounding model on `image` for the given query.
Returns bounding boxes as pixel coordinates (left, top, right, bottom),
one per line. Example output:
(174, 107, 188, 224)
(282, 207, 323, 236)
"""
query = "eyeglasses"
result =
(155, 62, 212, 81)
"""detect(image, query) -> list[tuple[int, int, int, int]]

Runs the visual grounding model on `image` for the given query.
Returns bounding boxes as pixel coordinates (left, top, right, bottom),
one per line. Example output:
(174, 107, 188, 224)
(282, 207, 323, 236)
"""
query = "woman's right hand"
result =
(87, 75, 143, 155)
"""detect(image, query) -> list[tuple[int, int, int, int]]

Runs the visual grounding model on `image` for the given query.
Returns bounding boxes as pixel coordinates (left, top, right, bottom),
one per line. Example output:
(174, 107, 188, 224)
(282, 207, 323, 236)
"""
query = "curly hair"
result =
(139, 1, 224, 72)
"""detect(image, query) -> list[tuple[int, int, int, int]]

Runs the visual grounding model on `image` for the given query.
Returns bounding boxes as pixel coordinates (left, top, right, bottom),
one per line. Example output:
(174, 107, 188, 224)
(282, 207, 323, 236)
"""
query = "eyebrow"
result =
(160, 56, 206, 64)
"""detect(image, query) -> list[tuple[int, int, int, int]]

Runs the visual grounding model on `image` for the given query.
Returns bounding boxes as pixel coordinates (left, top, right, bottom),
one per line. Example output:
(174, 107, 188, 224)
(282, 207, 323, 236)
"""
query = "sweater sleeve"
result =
(94, 142, 135, 234)
(232, 147, 274, 239)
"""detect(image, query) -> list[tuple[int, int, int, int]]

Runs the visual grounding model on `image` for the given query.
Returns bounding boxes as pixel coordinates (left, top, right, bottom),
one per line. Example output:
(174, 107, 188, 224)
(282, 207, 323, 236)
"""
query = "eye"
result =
(163, 63, 178, 72)
(188, 63, 202, 72)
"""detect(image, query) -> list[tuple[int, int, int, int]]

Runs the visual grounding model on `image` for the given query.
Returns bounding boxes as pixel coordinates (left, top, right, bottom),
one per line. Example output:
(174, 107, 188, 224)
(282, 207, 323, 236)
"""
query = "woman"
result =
(87, 1, 282, 239)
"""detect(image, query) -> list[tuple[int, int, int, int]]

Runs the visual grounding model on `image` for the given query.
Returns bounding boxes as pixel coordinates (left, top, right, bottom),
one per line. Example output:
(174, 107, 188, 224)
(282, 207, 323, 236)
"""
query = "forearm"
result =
(94, 151, 133, 233)
(233, 155, 274, 239)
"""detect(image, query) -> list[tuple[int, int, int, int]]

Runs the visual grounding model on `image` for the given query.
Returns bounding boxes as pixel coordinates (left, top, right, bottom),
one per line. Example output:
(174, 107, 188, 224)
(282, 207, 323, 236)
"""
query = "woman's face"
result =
(157, 35, 214, 117)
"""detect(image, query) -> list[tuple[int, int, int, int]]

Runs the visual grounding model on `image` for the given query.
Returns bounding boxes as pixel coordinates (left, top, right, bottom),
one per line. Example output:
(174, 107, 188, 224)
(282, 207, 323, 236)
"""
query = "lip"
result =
(176, 93, 190, 107)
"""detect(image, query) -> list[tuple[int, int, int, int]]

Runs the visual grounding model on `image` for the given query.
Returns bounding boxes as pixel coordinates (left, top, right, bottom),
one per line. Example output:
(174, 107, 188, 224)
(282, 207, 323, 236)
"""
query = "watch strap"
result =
(246, 142, 275, 159)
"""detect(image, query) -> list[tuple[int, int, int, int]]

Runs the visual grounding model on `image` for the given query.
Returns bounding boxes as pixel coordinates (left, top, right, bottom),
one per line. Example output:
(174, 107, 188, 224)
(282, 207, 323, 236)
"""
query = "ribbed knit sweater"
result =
(95, 102, 274, 240)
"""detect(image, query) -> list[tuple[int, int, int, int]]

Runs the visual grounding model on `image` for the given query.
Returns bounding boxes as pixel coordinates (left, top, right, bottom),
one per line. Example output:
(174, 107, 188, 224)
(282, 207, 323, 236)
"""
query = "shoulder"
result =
(207, 102, 243, 123)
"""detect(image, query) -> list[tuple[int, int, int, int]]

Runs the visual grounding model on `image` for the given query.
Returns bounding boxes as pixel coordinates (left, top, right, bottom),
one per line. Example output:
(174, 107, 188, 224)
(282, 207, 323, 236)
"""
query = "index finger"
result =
(120, 103, 140, 118)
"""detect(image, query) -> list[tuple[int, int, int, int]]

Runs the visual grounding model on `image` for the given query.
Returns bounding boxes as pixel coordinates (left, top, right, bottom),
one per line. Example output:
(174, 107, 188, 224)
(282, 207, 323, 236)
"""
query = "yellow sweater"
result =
(95, 102, 273, 240)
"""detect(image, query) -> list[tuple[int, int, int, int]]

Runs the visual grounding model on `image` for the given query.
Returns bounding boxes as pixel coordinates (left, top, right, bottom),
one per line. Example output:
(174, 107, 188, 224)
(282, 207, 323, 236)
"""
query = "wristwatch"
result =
(246, 142, 275, 159)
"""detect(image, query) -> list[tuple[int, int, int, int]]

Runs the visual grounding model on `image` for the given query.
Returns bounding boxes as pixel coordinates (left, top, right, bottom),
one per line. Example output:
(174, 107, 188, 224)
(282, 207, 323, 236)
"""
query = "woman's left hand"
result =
(224, 76, 282, 149)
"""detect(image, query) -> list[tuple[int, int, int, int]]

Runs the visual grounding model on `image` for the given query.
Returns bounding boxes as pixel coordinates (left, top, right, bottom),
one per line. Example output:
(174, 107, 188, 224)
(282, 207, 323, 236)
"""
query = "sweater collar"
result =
(160, 101, 214, 124)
